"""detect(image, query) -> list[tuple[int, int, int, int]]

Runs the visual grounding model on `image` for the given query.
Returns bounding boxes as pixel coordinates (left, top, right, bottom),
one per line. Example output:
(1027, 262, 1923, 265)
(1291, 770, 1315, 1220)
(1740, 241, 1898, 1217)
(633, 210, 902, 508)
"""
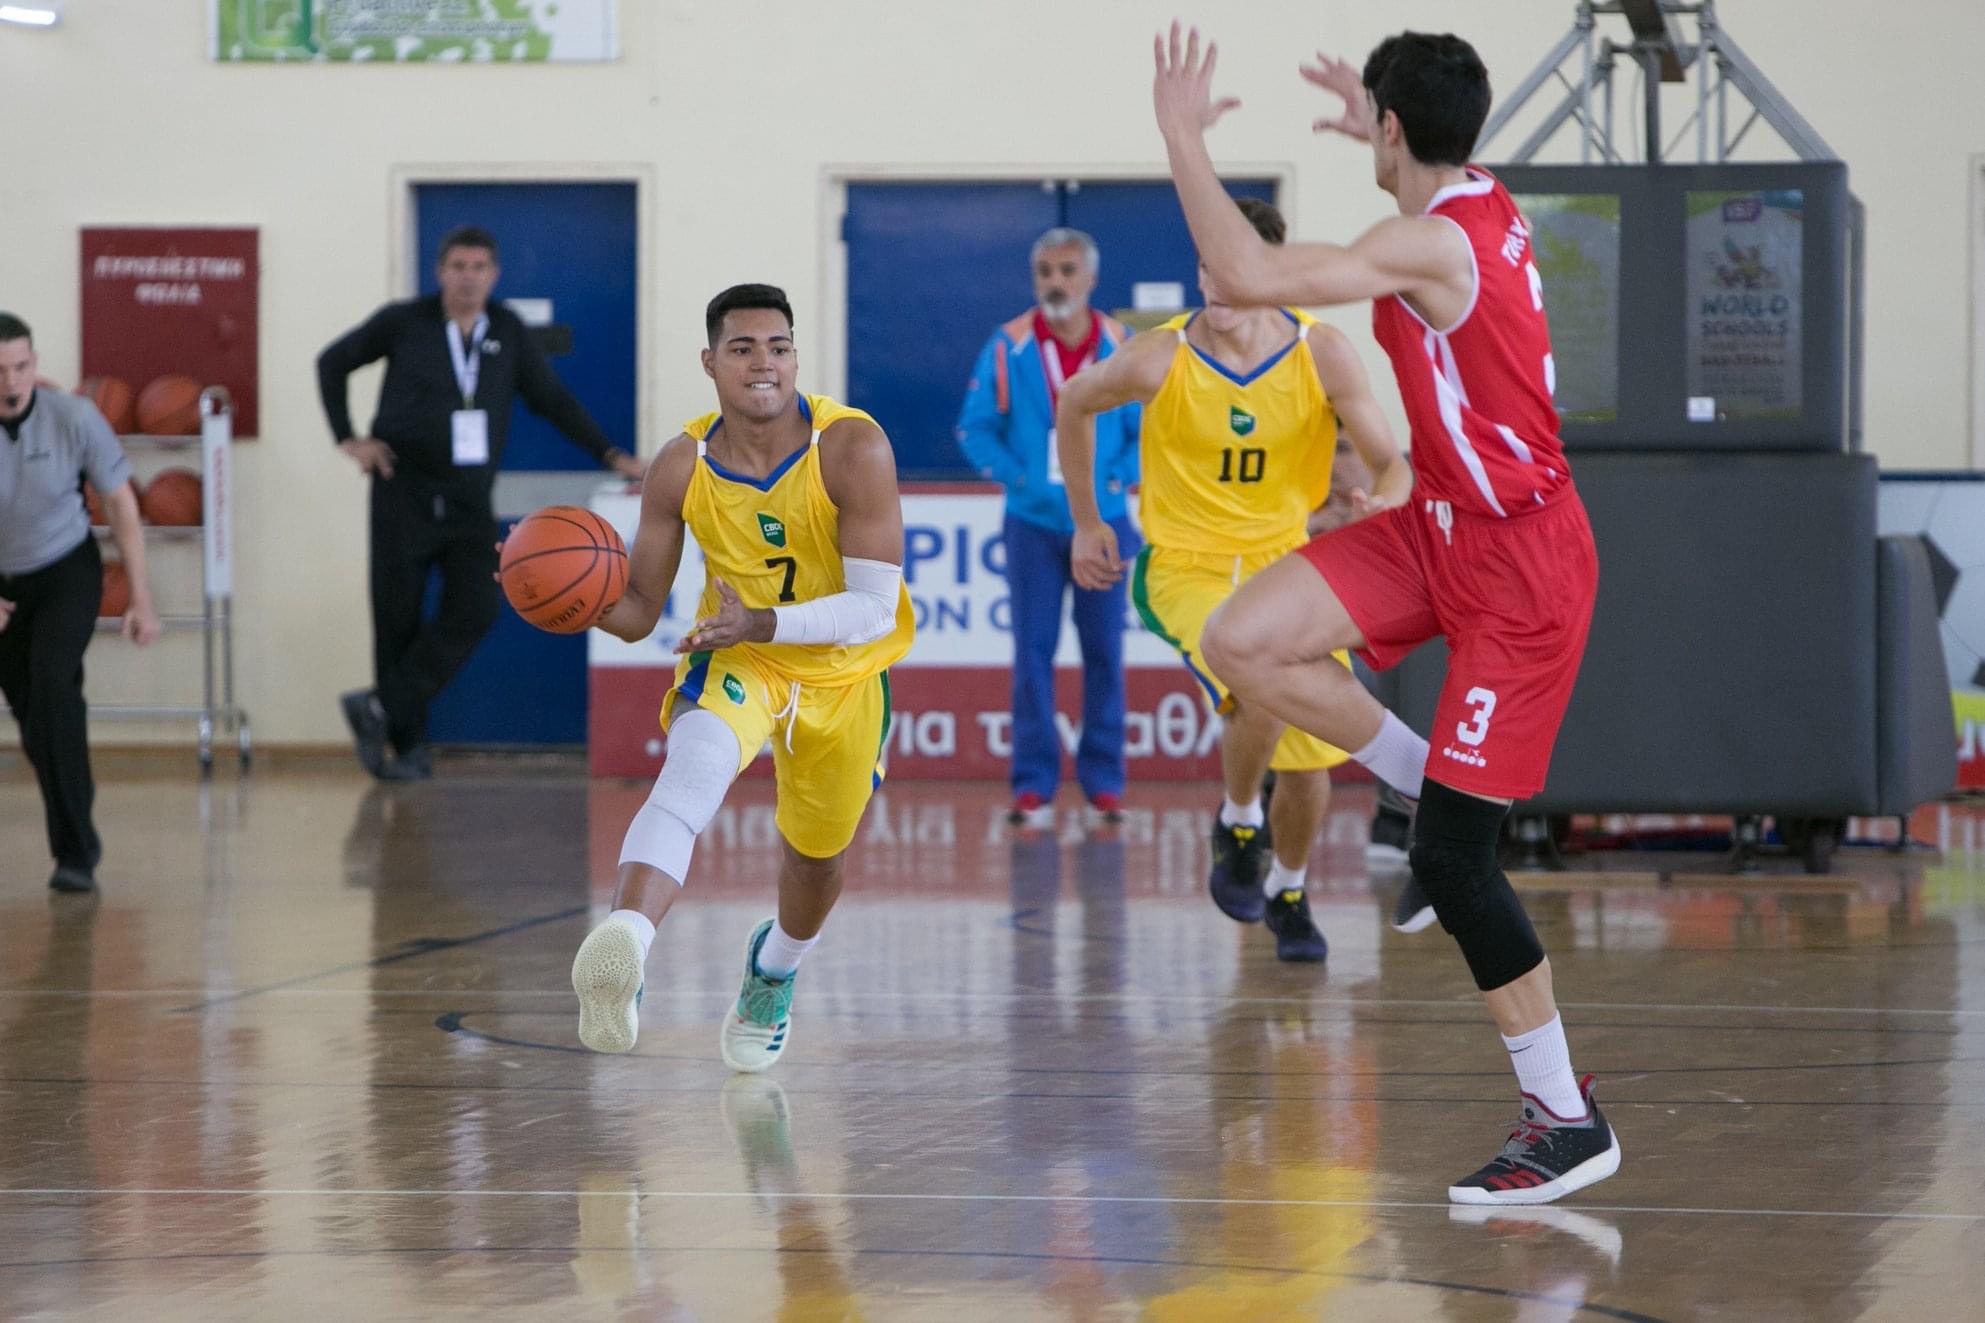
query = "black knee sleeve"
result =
(1409, 781, 1545, 991)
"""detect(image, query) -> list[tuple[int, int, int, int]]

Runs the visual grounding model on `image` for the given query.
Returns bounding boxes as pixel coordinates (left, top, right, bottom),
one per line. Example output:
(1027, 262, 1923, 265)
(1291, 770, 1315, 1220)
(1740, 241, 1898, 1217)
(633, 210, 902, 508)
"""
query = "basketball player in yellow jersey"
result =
(1059, 198, 1410, 962)
(568, 284, 914, 1070)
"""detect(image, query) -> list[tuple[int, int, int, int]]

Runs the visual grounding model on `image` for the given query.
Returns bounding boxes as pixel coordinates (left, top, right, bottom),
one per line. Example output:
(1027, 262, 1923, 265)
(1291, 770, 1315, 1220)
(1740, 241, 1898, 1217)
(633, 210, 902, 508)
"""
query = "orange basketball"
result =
(141, 468, 203, 525)
(499, 506, 628, 634)
(100, 561, 130, 619)
(77, 376, 136, 434)
(135, 374, 203, 435)
(83, 481, 107, 526)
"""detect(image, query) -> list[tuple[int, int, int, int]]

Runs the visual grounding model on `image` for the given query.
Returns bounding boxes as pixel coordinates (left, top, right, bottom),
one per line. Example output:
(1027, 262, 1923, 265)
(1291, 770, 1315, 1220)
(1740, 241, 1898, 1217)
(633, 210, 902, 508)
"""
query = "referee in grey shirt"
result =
(0, 313, 161, 894)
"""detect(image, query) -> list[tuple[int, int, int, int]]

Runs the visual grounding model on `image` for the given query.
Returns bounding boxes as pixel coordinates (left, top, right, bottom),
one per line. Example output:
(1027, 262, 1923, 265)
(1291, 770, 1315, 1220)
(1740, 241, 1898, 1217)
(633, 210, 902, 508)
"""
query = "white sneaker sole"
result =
(572, 921, 644, 1054)
(1446, 1203, 1625, 1263)
(1392, 904, 1439, 934)
(1447, 1132, 1622, 1206)
(719, 1011, 787, 1074)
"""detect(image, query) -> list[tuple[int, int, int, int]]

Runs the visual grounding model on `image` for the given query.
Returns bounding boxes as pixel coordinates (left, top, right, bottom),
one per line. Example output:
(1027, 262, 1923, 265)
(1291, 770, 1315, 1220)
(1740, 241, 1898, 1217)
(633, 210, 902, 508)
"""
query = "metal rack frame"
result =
(92, 386, 249, 772)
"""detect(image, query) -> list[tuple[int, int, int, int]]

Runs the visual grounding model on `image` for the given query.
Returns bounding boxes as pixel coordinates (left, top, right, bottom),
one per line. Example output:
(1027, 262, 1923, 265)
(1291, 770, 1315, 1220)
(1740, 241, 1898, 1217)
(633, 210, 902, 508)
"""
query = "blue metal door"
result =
(413, 181, 638, 745)
(844, 177, 1277, 478)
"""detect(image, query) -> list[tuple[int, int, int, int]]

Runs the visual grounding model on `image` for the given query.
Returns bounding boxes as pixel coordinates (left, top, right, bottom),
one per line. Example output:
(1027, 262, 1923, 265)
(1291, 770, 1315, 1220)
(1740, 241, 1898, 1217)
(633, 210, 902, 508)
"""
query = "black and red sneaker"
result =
(1448, 1075, 1622, 1205)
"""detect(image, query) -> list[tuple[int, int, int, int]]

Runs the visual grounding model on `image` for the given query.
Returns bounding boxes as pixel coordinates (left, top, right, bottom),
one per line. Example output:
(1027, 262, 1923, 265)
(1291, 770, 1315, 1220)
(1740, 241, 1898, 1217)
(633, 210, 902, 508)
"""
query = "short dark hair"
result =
(705, 284, 795, 346)
(1234, 198, 1287, 246)
(1363, 32, 1491, 167)
(437, 225, 499, 263)
(0, 312, 31, 346)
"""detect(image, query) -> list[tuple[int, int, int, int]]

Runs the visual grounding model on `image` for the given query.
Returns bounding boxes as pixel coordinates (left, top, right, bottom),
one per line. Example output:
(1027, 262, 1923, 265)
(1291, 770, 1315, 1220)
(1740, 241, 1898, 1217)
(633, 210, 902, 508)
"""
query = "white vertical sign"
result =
(200, 393, 233, 599)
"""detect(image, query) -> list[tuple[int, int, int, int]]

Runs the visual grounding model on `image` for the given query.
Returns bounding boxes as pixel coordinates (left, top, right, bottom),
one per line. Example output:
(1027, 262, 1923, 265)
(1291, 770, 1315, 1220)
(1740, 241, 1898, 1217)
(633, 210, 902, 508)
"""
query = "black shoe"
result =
(1391, 874, 1438, 933)
(1208, 815, 1273, 923)
(1448, 1075, 1623, 1206)
(1265, 888, 1328, 962)
(1367, 784, 1415, 867)
(48, 864, 98, 894)
(381, 745, 433, 781)
(340, 689, 389, 778)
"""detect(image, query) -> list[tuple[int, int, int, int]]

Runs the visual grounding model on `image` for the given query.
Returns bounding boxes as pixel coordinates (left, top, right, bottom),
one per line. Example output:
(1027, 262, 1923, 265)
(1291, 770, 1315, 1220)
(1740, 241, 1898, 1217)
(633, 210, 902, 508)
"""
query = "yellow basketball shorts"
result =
(1131, 543, 1352, 773)
(661, 647, 892, 859)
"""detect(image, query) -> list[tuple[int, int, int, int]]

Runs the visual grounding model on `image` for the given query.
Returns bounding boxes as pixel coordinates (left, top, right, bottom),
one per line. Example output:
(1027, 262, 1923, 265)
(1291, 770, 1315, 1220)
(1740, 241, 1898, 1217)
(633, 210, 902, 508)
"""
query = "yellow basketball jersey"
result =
(1139, 309, 1337, 557)
(679, 394, 914, 686)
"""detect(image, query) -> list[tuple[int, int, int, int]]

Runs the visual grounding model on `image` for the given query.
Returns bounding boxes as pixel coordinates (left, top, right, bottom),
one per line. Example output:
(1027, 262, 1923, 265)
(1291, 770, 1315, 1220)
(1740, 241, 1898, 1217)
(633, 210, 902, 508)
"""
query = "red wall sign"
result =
(80, 227, 260, 436)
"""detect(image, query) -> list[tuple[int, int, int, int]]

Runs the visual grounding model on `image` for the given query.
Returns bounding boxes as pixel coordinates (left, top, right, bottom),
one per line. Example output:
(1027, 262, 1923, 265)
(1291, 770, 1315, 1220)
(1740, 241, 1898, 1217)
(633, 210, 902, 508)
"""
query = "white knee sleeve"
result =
(618, 707, 742, 882)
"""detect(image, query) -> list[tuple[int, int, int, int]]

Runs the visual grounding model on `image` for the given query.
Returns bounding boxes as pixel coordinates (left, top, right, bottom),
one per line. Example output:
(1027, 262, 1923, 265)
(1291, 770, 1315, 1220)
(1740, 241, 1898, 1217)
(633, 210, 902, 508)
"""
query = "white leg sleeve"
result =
(617, 707, 742, 882)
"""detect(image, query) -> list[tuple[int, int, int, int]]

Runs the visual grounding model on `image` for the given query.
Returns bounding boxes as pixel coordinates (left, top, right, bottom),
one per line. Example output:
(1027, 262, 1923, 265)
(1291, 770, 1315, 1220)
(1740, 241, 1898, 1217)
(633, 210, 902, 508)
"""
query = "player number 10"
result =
(1218, 447, 1266, 483)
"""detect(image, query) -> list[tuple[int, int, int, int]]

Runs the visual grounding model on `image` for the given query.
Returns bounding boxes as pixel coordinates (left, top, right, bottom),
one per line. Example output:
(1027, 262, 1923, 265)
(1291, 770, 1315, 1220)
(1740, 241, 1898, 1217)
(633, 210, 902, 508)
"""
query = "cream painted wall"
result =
(4, 0, 1979, 747)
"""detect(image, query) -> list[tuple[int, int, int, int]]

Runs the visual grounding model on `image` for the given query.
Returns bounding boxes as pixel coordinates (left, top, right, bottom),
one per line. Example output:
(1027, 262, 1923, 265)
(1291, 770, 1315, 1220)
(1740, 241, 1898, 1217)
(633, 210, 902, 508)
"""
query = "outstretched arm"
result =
(597, 433, 695, 642)
(1152, 23, 1468, 313)
(1056, 330, 1171, 590)
(1309, 325, 1412, 522)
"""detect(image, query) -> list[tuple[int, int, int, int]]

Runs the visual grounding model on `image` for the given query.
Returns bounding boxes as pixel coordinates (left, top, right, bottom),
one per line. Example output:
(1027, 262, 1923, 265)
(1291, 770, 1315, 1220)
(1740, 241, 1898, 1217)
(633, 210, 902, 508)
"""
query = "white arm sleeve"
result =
(770, 555, 901, 646)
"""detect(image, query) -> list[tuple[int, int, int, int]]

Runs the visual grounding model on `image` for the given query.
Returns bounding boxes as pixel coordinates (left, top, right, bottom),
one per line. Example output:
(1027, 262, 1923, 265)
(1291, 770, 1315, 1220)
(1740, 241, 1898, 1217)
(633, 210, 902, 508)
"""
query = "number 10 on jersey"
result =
(1218, 447, 1266, 483)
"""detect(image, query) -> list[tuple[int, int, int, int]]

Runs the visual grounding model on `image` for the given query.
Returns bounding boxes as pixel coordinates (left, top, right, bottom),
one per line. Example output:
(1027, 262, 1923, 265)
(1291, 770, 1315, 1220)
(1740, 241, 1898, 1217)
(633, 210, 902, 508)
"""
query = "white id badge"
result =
(451, 409, 490, 466)
(1045, 427, 1064, 486)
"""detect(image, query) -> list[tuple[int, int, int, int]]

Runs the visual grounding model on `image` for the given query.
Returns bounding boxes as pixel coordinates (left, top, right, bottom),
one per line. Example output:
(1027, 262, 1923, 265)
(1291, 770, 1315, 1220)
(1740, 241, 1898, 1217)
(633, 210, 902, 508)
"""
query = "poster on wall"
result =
(1513, 193, 1621, 423)
(1684, 189, 1804, 422)
(1878, 476, 1985, 790)
(80, 227, 260, 437)
(210, 0, 618, 62)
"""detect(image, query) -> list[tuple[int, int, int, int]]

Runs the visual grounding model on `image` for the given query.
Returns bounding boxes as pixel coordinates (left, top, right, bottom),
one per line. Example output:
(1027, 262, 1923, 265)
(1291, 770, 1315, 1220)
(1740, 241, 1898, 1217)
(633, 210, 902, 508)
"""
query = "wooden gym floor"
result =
(2, 757, 1982, 1321)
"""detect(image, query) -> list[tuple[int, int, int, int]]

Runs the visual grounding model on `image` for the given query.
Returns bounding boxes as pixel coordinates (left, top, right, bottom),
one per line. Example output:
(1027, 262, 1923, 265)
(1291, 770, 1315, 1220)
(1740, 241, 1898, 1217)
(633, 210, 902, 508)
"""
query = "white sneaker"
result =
(572, 918, 645, 1054)
(719, 917, 796, 1073)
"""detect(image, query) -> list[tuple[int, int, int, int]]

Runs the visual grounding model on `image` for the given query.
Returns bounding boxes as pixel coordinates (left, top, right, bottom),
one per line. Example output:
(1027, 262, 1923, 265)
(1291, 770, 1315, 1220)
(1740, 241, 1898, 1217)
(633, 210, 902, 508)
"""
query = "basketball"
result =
(499, 506, 627, 634)
(77, 376, 136, 434)
(83, 481, 106, 525)
(141, 468, 203, 525)
(99, 561, 130, 619)
(134, 374, 203, 435)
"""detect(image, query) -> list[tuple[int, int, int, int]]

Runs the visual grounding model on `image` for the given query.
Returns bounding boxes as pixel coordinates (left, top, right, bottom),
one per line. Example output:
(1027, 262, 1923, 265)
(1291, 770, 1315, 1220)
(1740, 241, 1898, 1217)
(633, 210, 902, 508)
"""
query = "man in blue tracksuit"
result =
(956, 227, 1142, 827)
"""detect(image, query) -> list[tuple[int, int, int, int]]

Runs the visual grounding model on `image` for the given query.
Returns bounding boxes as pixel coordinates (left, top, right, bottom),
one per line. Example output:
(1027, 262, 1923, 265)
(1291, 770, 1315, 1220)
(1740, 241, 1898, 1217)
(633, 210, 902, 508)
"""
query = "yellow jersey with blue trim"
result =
(678, 393, 914, 686)
(1138, 308, 1337, 557)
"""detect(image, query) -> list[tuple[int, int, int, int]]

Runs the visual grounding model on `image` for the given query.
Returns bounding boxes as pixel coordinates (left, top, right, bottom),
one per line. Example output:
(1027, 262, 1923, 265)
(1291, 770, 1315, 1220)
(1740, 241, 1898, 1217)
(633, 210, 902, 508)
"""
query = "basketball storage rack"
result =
(93, 386, 250, 772)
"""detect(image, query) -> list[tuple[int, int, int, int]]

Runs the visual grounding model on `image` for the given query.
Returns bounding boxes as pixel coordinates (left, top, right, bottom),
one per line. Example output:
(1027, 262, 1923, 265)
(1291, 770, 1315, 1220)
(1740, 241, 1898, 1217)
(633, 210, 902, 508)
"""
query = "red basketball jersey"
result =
(1371, 168, 1573, 519)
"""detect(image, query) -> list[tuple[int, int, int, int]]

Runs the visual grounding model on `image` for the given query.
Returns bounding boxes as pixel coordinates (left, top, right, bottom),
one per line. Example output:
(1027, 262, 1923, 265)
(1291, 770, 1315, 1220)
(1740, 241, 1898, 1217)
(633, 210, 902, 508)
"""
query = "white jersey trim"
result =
(1422, 326, 1507, 518)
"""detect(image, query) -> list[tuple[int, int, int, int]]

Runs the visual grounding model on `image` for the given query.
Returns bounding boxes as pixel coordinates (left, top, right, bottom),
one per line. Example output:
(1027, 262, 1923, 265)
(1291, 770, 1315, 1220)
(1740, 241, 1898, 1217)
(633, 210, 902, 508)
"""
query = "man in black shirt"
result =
(317, 225, 643, 780)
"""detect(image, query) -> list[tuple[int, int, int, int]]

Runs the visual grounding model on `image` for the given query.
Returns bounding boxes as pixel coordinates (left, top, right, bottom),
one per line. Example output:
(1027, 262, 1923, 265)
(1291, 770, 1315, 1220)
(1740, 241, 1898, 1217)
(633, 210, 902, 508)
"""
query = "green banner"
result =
(212, 1, 617, 63)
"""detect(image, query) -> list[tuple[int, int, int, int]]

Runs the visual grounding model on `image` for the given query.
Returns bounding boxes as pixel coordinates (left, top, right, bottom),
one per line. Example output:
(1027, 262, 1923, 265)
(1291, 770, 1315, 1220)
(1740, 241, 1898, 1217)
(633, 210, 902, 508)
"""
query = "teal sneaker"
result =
(720, 917, 796, 1073)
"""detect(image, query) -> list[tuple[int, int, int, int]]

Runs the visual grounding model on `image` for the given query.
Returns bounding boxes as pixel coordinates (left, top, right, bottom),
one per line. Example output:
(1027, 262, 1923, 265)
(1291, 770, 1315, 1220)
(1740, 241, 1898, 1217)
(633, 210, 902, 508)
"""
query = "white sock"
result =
(1219, 796, 1264, 829)
(754, 921, 818, 980)
(1501, 1014, 1585, 1119)
(608, 909, 656, 961)
(1264, 858, 1307, 898)
(1350, 711, 1428, 799)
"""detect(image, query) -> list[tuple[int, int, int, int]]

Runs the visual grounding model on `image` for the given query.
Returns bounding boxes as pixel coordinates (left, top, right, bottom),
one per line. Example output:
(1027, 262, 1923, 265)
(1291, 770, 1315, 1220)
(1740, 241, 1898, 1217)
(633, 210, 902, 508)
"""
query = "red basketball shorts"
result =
(1298, 493, 1599, 801)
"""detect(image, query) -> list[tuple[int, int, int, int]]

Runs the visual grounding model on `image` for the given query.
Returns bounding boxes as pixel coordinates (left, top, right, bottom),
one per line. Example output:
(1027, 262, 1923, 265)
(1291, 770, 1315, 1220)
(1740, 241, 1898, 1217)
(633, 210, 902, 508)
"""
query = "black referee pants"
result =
(368, 473, 500, 754)
(0, 536, 104, 872)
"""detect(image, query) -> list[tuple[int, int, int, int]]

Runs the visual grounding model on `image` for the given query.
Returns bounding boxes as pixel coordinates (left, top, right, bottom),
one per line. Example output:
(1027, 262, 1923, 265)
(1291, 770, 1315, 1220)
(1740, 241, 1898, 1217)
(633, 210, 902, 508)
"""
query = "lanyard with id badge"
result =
(447, 315, 491, 466)
(1037, 331, 1093, 487)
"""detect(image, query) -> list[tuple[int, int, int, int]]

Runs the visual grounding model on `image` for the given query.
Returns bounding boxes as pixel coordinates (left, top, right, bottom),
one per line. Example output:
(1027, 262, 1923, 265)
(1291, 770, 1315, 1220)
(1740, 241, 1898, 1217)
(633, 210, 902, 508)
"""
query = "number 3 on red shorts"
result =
(1456, 687, 1498, 747)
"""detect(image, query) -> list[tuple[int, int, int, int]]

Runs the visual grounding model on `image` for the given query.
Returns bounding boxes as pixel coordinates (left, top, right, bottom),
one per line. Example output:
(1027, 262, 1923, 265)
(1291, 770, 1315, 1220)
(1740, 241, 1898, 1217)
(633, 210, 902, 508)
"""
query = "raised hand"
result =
(1300, 51, 1372, 140)
(1153, 20, 1241, 141)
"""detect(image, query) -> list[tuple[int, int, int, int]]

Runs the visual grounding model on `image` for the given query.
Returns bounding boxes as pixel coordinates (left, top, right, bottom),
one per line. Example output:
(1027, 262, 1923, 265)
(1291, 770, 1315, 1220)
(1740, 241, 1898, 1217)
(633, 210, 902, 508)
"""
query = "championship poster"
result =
(1685, 189, 1805, 421)
(211, 1, 618, 62)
